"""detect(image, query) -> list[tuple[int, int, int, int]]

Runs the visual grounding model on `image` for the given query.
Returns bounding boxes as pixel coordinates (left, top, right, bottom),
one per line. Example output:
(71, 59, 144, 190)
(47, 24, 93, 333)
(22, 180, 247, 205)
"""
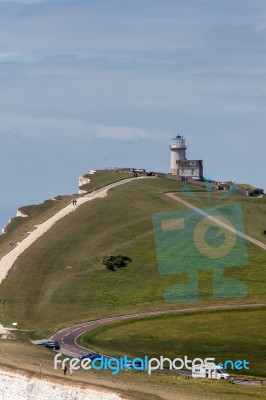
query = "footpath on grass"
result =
(0, 177, 148, 286)
(166, 193, 266, 251)
(0, 177, 148, 336)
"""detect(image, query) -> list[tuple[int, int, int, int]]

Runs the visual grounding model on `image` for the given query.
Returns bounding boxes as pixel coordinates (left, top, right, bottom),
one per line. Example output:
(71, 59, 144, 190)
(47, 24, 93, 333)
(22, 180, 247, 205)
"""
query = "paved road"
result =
(49, 190, 266, 358)
(34, 183, 266, 387)
(49, 304, 266, 386)
(51, 303, 266, 358)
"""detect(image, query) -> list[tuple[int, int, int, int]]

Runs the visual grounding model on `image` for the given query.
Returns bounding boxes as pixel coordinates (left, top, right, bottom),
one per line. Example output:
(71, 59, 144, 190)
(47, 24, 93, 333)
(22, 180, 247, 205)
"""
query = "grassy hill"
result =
(0, 171, 265, 395)
(0, 170, 132, 260)
(1, 177, 196, 330)
(0, 174, 265, 328)
(0, 195, 76, 259)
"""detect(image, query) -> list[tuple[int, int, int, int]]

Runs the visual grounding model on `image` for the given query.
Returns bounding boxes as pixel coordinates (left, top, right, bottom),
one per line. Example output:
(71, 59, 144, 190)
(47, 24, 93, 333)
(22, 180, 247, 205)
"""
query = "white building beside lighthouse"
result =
(170, 134, 203, 180)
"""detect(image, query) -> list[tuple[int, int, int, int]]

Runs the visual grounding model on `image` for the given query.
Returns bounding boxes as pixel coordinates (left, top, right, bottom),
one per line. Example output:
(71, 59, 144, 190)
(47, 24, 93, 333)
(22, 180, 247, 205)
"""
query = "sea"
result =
(0, 202, 19, 234)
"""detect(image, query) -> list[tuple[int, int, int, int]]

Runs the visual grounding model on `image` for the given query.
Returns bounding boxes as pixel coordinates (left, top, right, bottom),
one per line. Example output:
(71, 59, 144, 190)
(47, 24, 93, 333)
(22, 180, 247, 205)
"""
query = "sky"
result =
(0, 0, 266, 229)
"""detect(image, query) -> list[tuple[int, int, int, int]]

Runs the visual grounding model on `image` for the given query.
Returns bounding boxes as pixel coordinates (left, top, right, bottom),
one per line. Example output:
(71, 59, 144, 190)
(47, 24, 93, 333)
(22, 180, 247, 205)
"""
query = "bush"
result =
(102, 255, 132, 271)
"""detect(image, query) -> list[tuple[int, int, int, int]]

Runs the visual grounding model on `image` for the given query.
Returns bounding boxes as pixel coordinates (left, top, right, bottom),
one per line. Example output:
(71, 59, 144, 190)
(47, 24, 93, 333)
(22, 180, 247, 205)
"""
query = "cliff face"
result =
(78, 176, 91, 187)
(78, 176, 91, 194)
(0, 369, 122, 400)
(2, 219, 11, 234)
(16, 210, 28, 218)
(78, 170, 96, 194)
(1, 170, 94, 234)
(1, 210, 28, 234)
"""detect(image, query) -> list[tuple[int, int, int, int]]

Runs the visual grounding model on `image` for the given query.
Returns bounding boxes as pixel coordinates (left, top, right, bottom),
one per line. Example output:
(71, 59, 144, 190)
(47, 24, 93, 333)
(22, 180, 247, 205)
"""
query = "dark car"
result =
(79, 353, 103, 360)
(38, 340, 60, 350)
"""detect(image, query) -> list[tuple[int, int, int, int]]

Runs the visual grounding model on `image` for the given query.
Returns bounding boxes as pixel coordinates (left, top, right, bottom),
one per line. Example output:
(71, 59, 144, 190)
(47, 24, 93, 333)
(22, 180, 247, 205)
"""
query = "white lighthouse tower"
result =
(170, 134, 187, 175)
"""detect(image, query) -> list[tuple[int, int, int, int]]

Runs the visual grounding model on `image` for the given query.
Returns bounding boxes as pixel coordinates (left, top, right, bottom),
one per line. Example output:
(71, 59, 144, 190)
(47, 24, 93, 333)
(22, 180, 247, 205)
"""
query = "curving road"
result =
(49, 189, 266, 358)
(33, 182, 266, 386)
(51, 303, 266, 358)
(49, 304, 266, 385)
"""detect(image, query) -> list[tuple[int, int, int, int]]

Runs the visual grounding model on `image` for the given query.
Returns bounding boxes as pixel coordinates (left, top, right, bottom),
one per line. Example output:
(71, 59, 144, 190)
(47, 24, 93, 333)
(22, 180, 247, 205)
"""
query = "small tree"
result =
(102, 255, 132, 271)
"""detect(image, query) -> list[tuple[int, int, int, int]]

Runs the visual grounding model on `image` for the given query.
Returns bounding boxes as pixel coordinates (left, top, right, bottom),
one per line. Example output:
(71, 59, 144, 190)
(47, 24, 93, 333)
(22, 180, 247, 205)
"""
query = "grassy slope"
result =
(236, 183, 255, 189)
(172, 189, 266, 244)
(0, 170, 132, 260)
(79, 308, 266, 377)
(0, 174, 266, 399)
(0, 177, 208, 330)
(0, 178, 191, 330)
(0, 178, 265, 332)
(0, 195, 75, 259)
(79, 170, 132, 192)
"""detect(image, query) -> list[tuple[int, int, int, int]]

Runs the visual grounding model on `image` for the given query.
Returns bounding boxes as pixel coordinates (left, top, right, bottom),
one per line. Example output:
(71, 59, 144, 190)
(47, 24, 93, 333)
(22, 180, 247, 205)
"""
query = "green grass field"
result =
(78, 308, 266, 377)
(0, 176, 265, 332)
(0, 170, 133, 260)
(0, 195, 77, 259)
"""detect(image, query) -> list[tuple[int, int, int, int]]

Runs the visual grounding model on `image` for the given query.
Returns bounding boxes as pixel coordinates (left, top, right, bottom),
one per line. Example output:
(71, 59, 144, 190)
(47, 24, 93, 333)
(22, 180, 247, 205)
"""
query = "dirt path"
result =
(166, 192, 266, 251)
(0, 177, 147, 285)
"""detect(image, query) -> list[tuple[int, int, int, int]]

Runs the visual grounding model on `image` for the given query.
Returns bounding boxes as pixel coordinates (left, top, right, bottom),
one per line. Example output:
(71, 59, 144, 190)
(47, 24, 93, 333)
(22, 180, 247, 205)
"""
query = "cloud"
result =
(0, 51, 19, 60)
(91, 124, 163, 141)
(0, 114, 165, 141)
(0, 50, 177, 66)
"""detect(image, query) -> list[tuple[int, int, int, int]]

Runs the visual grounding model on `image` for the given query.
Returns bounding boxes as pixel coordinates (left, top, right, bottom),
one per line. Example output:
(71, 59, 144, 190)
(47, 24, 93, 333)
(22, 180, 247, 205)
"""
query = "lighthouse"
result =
(170, 134, 187, 175)
(170, 134, 203, 180)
